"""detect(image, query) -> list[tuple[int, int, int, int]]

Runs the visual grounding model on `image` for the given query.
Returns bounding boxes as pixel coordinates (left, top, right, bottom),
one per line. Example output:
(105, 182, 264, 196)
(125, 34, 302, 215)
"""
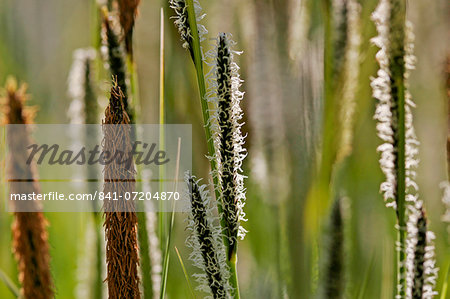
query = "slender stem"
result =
(160, 139, 181, 299)
(160, 8, 165, 127)
(123, 10, 155, 298)
(185, 0, 219, 192)
(320, 0, 336, 186)
(305, 0, 337, 237)
(174, 246, 196, 299)
(227, 255, 240, 299)
(158, 9, 171, 299)
(184, 1, 240, 297)
(137, 209, 155, 299)
(158, 6, 167, 255)
(90, 0, 100, 50)
(131, 56, 155, 299)
(388, 0, 407, 295)
(127, 55, 140, 122)
(395, 71, 406, 297)
(0, 269, 20, 298)
(159, 207, 173, 299)
(93, 214, 103, 299)
(89, 3, 103, 297)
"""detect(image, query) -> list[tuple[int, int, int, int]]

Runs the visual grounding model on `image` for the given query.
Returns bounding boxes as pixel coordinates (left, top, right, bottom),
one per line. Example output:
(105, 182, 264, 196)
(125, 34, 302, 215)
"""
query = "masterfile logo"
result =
(2, 124, 192, 212)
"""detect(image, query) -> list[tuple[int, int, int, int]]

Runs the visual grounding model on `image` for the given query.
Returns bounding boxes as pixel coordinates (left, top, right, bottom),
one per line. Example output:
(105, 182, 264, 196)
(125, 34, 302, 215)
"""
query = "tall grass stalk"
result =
(67, 47, 104, 299)
(210, 33, 247, 298)
(137, 210, 154, 299)
(103, 80, 140, 298)
(371, 0, 411, 296)
(118, 3, 155, 296)
(160, 138, 181, 299)
(169, 0, 224, 224)
(319, 0, 338, 209)
(312, 0, 347, 221)
(104, 5, 156, 297)
(305, 0, 361, 235)
(174, 246, 196, 299)
(183, 0, 224, 222)
(371, 0, 440, 297)
(159, 6, 167, 253)
(3, 77, 54, 299)
(169, 1, 244, 297)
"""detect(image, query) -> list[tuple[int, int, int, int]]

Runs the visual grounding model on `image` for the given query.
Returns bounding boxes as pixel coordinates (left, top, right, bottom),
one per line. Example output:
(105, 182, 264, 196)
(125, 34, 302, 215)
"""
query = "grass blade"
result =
(158, 4, 167, 258)
(174, 246, 196, 299)
(0, 269, 20, 298)
(160, 138, 181, 299)
(137, 211, 154, 299)
(440, 264, 449, 299)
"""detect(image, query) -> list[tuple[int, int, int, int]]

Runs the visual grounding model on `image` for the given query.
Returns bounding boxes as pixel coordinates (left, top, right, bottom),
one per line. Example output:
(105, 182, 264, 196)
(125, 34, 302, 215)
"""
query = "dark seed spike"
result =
(216, 33, 239, 258)
(324, 197, 344, 299)
(412, 207, 427, 299)
(187, 174, 226, 299)
(103, 12, 134, 123)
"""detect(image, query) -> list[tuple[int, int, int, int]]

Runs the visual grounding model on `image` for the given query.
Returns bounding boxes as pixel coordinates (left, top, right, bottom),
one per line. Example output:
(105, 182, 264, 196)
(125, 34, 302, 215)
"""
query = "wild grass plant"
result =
(371, 0, 438, 297)
(169, 1, 247, 296)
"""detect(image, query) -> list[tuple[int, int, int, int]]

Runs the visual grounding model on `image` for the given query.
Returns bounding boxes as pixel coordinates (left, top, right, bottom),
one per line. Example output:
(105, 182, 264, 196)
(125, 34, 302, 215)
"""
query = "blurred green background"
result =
(0, 0, 449, 298)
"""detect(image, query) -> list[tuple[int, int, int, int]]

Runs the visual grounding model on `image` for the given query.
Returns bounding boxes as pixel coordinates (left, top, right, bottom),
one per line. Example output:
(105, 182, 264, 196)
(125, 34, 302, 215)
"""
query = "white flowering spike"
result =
(185, 173, 230, 298)
(169, 0, 207, 58)
(371, 0, 419, 210)
(67, 48, 98, 184)
(67, 48, 97, 124)
(371, 1, 439, 297)
(208, 33, 247, 251)
(141, 169, 162, 298)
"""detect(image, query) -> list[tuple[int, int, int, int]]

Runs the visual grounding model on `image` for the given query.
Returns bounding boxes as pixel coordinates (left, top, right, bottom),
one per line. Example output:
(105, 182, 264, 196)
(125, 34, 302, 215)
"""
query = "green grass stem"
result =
(183, 2, 240, 297)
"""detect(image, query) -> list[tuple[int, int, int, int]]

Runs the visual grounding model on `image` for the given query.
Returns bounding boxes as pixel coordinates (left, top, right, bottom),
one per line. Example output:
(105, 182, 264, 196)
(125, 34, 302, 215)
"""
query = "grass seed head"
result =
(169, 0, 207, 60)
(371, 0, 419, 210)
(210, 33, 247, 252)
(67, 48, 97, 124)
(102, 9, 134, 122)
(103, 79, 140, 298)
(185, 173, 229, 298)
(2, 77, 54, 299)
(118, 0, 141, 57)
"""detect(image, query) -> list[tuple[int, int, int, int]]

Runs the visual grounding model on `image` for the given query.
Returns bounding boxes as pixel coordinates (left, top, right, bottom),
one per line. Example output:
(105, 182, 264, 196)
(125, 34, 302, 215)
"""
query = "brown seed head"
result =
(103, 78, 140, 298)
(2, 77, 54, 299)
